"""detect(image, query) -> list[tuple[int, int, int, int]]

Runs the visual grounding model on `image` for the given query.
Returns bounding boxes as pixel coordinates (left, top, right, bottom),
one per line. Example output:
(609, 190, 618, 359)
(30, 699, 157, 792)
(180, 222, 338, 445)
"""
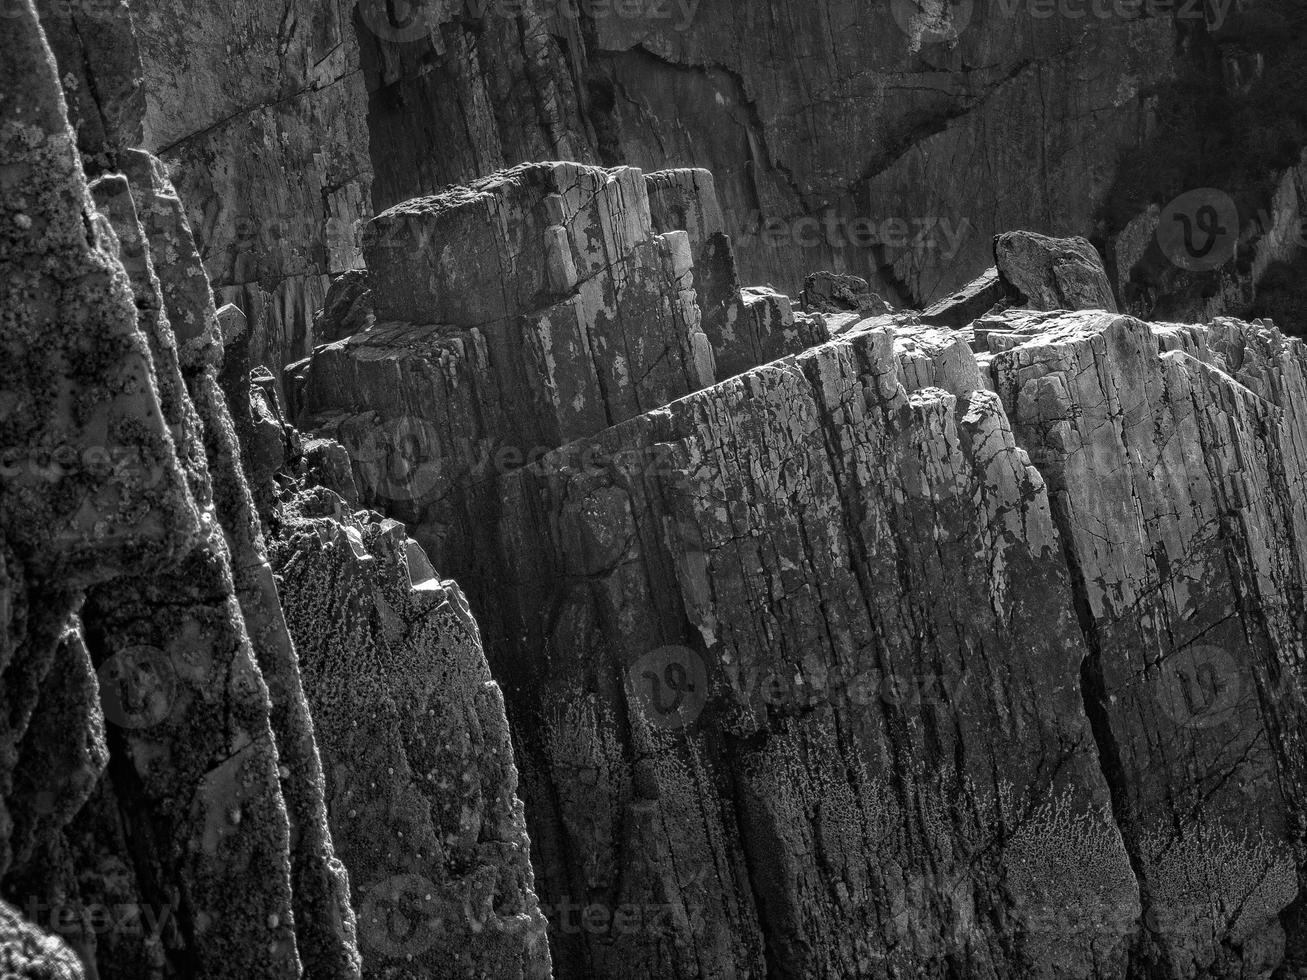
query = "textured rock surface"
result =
(351, 1, 1177, 307)
(297, 161, 722, 597)
(270, 493, 552, 980)
(91, 0, 1205, 383)
(128, 0, 373, 383)
(0, 899, 85, 980)
(994, 232, 1119, 314)
(2, 6, 320, 977)
(487, 318, 1138, 980)
(292, 168, 1307, 980)
(983, 310, 1307, 976)
(2, 9, 548, 980)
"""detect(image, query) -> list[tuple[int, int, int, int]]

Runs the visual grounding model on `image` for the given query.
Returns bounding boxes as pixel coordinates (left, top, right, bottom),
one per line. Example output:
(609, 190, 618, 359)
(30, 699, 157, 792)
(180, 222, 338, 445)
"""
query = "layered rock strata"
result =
(296, 161, 721, 602)
(294, 164, 1307, 979)
(2, 9, 547, 980)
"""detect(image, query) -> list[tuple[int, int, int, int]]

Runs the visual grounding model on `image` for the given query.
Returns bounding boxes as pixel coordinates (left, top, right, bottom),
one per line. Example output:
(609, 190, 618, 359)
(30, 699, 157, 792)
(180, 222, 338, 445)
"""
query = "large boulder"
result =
(994, 232, 1119, 313)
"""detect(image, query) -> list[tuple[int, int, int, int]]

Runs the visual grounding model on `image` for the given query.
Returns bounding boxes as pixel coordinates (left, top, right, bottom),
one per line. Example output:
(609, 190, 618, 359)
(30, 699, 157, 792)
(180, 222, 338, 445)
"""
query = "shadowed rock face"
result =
(269, 493, 552, 980)
(1, 8, 545, 980)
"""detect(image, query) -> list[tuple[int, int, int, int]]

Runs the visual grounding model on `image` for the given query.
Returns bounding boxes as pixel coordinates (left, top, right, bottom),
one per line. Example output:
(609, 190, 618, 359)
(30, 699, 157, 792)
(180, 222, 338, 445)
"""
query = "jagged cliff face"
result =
(286, 158, 1307, 980)
(0, 5, 545, 979)
(7, 1, 1307, 979)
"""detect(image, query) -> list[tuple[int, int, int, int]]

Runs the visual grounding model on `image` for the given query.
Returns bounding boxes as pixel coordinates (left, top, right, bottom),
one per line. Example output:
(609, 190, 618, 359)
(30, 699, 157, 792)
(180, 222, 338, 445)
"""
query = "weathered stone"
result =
(985, 310, 1307, 976)
(269, 494, 552, 980)
(130, 0, 373, 383)
(115, 150, 362, 980)
(490, 320, 1137, 980)
(0, 0, 200, 586)
(800, 270, 892, 314)
(726, 285, 831, 375)
(0, 899, 85, 980)
(363, 162, 715, 422)
(919, 267, 1010, 328)
(34, 0, 145, 175)
(315, 270, 375, 345)
(994, 232, 1119, 313)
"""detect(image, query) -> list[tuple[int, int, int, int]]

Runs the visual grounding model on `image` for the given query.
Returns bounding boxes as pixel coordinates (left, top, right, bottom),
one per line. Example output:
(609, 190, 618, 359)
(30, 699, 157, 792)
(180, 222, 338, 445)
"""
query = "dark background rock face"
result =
(75, 0, 1301, 381)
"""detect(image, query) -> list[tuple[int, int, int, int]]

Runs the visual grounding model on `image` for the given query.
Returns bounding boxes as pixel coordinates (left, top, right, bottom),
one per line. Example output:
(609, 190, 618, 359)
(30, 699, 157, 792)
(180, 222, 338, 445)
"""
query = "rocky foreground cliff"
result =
(7, 2, 1307, 980)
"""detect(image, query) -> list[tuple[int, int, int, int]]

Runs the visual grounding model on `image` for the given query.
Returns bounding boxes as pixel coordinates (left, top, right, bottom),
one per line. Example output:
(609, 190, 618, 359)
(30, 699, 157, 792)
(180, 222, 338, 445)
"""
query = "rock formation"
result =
(9, 0, 1307, 978)
(1, 7, 546, 980)
(288, 159, 1307, 979)
(269, 493, 551, 980)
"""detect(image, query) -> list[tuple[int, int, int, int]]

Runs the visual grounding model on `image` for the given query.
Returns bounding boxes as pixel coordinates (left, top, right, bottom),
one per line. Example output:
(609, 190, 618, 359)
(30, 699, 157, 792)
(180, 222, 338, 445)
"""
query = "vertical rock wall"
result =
(1, 8, 547, 980)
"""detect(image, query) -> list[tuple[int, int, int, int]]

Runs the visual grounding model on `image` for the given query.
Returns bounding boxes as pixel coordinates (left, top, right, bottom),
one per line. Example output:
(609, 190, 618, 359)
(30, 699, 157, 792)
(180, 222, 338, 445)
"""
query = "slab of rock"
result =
(644, 168, 747, 377)
(731, 285, 831, 373)
(985, 310, 1307, 976)
(364, 161, 714, 422)
(113, 149, 361, 980)
(800, 270, 893, 314)
(919, 267, 1011, 328)
(492, 321, 1136, 980)
(314, 270, 375, 345)
(994, 231, 1119, 313)
(270, 493, 552, 980)
(0, 0, 201, 586)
